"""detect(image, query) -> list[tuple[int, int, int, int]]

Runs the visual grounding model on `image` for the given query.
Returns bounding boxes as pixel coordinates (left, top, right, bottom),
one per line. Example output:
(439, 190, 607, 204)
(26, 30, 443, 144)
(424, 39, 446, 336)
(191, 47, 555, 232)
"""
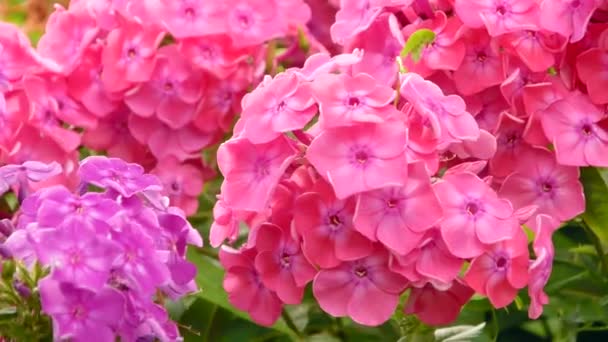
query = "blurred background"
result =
(0, 0, 68, 44)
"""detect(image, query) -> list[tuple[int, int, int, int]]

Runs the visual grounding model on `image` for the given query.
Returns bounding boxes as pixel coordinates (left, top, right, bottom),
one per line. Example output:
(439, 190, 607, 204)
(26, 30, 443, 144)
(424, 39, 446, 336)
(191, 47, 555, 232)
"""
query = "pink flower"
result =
(576, 47, 608, 104)
(435, 172, 519, 258)
(306, 122, 408, 199)
(528, 214, 559, 319)
(540, 0, 599, 42)
(37, 5, 99, 74)
(217, 136, 297, 211)
(502, 30, 567, 72)
(401, 73, 480, 145)
(125, 45, 203, 129)
(159, 0, 225, 38)
(541, 91, 608, 166)
(311, 73, 397, 128)
(241, 72, 316, 144)
(499, 148, 584, 224)
(254, 223, 317, 304)
(353, 162, 442, 255)
(489, 112, 535, 178)
(453, 29, 505, 96)
(404, 281, 474, 326)
(152, 157, 205, 216)
(224, 0, 285, 47)
(464, 228, 529, 308)
(101, 19, 164, 93)
(179, 34, 255, 78)
(455, 0, 540, 37)
(312, 247, 407, 326)
(209, 199, 241, 247)
(390, 228, 464, 287)
(294, 179, 373, 268)
(220, 246, 283, 326)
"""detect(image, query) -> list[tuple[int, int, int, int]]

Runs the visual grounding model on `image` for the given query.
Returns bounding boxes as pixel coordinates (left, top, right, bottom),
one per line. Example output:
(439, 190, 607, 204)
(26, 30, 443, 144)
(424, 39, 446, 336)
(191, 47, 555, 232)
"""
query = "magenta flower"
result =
(500, 148, 585, 224)
(241, 72, 317, 143)
(455, 0, 540, 37)
(220, 246, 283, 326)
(353, 162, 442, 255)
(404, 281, 474, 326)
(224, 0, 284, 47)
(254, 223, 317, 304)
(312, 247, 407, 326)
(160, 0, 225, 38)
(294, 179, 373, 268)
(152, 157, 205, 216)
(217, 136, 297, 211)
(528, 214, 559, 319)
(312, 72, 397, 128)
(36, 217, 120, 290)
(40, 280, 124, 342)
(541, 91, 608, 166)
(464, 228, 529, 308)
(489, 112, 535, 178)
(209, 198, 241, 248)
(125, 45, 203, 129)
(435, 172, 519, 258)
(576, 47, 608, 104)
(540, 0, 599, 42)
(307, 122, 408, 199)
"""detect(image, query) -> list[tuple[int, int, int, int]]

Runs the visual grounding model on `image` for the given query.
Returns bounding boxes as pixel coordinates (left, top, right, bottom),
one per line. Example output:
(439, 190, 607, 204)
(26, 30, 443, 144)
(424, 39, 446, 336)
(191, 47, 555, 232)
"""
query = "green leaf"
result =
(187, 249, 296, 339)
(435, 323, 487, 342)
(401, 29, 436, 62)
(580, 167, 608, 244)
(0, 307, 17, 321)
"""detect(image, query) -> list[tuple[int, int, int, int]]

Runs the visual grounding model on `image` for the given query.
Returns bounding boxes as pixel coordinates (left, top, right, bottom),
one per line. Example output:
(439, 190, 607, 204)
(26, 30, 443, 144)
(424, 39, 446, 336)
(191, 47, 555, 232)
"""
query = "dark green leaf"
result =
(580, 167, 608, 244)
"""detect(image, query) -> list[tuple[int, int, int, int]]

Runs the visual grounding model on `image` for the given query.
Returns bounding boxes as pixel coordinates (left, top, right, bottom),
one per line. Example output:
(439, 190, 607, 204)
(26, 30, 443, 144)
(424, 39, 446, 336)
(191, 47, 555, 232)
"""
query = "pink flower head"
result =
(453, 29, 505, 96)
(311, 73, 397, 128)
(390, 228, 464, 287)
(294, 179, 373, 268)
(404, 281, 474, 326)
(37, 5, 99, 74)
(464, 228, 529, 308)
(435, 172, 519, 258)
(312, 247, 407, 326)
(401, 73, 480, 145)
(455, 0, 540, 37)
(152, 157, 205, 216)
(502, 30, 567, 73)
(540, 0, 599, 42)
(209, 198, 241, 247)
(159, 0, 226, 38)
(466, 86, 510, 133)
(125, 45, 203, 129)
(307, 122, 408, 199)
(541, 91, 608, 167)
(241, 72, 316, 144)
(528, 214, 559, 319)
(499, 148, 584, 224)
(220, 246, 283, 326)
(489, 112, 535, 178)
(101, 19, 164, 93)
(254, 223, 317, 304)
(224, 0, 285, 47)
(217, 136, 297, 211)
(353, 162, 442, 255)
(576, 47, 608, 104)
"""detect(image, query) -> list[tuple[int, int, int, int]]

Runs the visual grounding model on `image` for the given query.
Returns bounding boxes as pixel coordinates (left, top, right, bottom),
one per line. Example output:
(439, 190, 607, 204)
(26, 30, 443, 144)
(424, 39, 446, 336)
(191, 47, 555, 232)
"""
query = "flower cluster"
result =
(0, 0, 317, 215)
(1, 157, 202, 341)
(211, 0, 607, 327)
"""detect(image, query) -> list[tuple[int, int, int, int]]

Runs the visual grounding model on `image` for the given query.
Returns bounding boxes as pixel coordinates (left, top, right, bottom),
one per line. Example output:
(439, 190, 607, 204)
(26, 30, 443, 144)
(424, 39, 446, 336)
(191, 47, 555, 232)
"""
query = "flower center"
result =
(355, 151, 369, 164)
(541, 182, 553, 193)
(164, 82, 174, 92)
(496, 5, 507, 15)
(354, 266, 367, 278)
(571, 0, 581, 8)
(127, 48, 137, 59)
(581, 124, 593, 136)
(280, 253, 291, 267)
(466, 202, 480, 215)
(496, 256, 508, 269)
(476, 52, 487, 62)
(276, 101, 286, 113)
(386, 198, 398, 208)
(347, 97, 361, 108)
(184, 7, 195, 17)
(329, 214, 342, 227)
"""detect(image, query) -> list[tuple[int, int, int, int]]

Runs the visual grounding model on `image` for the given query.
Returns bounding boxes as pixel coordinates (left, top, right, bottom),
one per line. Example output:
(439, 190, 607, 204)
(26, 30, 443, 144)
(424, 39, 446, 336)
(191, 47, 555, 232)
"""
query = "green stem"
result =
(581, 220, 608, 274)
(335, 317, 347, 342)
(281, 309, 302, 339)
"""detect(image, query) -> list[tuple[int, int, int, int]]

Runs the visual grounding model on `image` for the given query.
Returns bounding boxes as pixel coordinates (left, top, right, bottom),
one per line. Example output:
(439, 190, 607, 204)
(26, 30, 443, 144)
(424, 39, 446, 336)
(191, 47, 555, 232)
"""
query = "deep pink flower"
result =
(435, 172, 519, 258)
(241, 72, 316, 143)
(224, 0, 284, 47)
(540, 0, 599, 42)
(353, 162, 442, 255)
(502, 30, 567, 72)
(499, 148, 584, 224)
(209, 199, 241, 247)
(404, 281, 474, 326)
(294, 179, 373, 268)
(312, 248, 407, 326)
(576, 47, 608, 104)
(152, 157, 205, 216)
(541, 91, 608, 166)
(455, 0, 540, 37)
(528, 214, 559, 319)
(217, 136, 297, 211)
(159, 0, 225, 38)
(311, 73, 397, 128)
(179, 34, 255, 78)
(307, 122, 408, 199)
(401, 73, 480, 145)
(489, 112, 535, 178)
(101, 19, 164, 93)
(220, 246, 283, 326)
(464, 228, 529, 308)
(254, 223, 316, 304)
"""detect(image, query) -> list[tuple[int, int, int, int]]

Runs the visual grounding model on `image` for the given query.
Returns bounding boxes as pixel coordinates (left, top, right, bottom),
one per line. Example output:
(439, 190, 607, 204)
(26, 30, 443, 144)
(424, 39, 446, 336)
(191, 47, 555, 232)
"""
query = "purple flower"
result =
(0, 161, 62, 198)
(40, 280, 124, 342)
(79, 156, 162, 197)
